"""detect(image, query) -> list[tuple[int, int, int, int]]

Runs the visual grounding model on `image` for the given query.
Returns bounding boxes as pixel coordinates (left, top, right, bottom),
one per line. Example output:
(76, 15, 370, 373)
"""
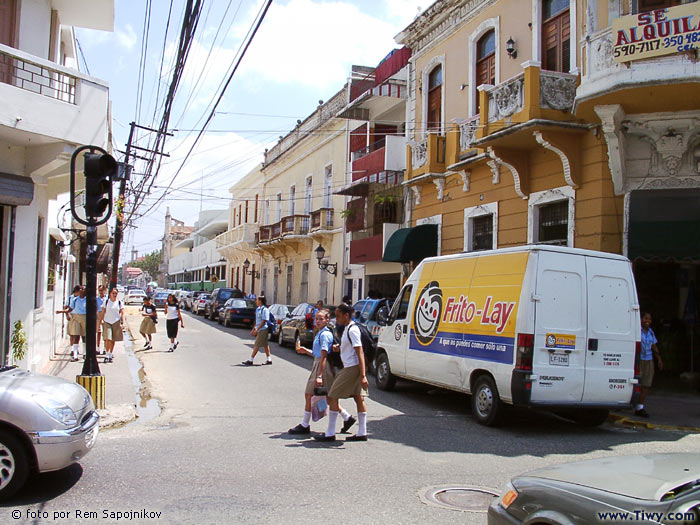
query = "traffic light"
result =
(84, 152, 116, 218)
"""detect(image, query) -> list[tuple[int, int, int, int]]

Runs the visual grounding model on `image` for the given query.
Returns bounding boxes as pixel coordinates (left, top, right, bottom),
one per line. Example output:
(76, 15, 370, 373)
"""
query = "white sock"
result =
(339, 408, 351, 421)
(302, 411, 311, 427)
(325, 411, 339, 437)
(357, 412, 367, 436)
(72, 344, 79, 355)
(82, 343, 86, 356)
(636, 404, 644, 410)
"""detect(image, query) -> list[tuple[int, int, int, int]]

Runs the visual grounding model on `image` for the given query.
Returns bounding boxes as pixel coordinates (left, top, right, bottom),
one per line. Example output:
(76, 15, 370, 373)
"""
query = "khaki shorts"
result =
(102, 320, 124, 342)
(328, 365, 368, 399)
(255, 328, 269, 347)
(305, 357, 337, 395)
(139, 317, 157, 335)
(640, 359, 655, 387)
(68, 314, 86, 337)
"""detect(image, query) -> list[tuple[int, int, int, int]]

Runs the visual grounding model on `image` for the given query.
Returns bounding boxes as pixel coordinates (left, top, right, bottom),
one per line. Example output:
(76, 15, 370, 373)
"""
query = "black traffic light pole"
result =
(70, 146, 116, 378)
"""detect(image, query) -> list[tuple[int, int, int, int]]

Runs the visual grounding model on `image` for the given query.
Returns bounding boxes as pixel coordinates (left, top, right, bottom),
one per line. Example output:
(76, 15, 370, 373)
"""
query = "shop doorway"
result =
(367, 273, 401, 302)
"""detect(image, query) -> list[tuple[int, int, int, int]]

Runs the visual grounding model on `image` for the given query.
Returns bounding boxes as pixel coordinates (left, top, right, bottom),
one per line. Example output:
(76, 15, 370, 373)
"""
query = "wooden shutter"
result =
(542, 9, 570, 73)
(475, 54, 495, 114)
(639, 0, 681, 12)
(427, 66, 442, 132)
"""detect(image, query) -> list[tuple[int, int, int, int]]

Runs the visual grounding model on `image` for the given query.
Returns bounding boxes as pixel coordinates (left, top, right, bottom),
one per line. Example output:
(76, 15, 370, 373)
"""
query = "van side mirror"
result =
(376, 306, 389, 326)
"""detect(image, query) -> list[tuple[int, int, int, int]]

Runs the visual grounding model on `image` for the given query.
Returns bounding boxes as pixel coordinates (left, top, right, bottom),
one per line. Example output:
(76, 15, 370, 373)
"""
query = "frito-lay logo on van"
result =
(441, 295, 516, 333)
(413, 281, 443, 345)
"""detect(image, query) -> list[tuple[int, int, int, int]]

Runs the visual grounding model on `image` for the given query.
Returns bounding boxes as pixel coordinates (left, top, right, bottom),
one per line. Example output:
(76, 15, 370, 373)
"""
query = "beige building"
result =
(255, 90, 355, 306)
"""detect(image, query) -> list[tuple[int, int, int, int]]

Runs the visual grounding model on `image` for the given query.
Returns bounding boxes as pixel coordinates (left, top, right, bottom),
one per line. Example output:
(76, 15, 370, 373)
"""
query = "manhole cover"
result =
(419, 485, 499, 512)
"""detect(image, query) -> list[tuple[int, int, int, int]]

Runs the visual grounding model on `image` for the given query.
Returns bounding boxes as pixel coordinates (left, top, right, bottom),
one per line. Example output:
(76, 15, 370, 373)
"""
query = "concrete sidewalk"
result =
(610, 392, 700, 432)
(43, 329, 139, 429)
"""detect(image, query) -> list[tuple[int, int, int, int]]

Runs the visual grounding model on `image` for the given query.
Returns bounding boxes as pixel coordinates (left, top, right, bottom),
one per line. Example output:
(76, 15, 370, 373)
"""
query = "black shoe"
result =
(174, 341, 179, 349)
(346, 434, 368, 442)
(340, 416, 356, 433)
(313, 434, 336, 442)
(634, 408, 650, 418)
(288, 424, 311, 435)
(71, 356, 79, 362)
(263, 360, 272, 365)
(242, 360, 253, 366)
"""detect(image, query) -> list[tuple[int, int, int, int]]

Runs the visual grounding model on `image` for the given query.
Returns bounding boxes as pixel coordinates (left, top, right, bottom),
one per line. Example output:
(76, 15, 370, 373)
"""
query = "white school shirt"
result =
(166, 305, 180, 320)
(102, 299, 122, 324)
(340, 322, 362, 368)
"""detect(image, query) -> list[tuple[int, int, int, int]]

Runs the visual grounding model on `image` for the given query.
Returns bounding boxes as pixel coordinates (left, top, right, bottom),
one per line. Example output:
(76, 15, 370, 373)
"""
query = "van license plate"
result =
(549, 353, 569, 367)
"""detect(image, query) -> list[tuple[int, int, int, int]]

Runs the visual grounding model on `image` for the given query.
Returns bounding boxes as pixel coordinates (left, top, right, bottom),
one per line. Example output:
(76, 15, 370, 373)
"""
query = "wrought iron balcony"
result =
(310, 208, 335, 232)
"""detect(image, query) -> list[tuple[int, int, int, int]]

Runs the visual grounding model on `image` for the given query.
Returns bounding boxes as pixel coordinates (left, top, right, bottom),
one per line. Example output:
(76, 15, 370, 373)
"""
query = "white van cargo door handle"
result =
(531, 294, 542, 302)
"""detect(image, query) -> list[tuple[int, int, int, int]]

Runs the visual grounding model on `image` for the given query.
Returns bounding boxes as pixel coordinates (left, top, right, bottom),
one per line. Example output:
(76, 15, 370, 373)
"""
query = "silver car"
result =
(489, 453, 700, 524)
(0, 366, 99, 499)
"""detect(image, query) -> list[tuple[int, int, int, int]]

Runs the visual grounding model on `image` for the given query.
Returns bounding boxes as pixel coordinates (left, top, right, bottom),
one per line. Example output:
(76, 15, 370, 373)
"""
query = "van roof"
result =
(419, 245, 630, 266)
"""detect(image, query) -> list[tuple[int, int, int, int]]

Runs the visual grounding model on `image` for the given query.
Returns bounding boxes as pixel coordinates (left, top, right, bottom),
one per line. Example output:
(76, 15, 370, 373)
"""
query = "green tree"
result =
(131, 250, 161, 279)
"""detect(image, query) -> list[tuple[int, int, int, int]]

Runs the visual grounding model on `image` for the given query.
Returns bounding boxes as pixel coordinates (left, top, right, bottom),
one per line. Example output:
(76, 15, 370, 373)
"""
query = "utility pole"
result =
(109, 122, 172, 291)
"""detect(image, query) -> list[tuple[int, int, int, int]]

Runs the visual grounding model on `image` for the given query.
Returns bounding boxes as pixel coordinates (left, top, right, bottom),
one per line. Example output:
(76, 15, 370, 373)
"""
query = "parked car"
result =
(192, 293, 210, 315)
(218, 298, 256, 328)
(488, 453, 700, 524)
(125, 289, 148, 305)
(279, 303, 337, 348)
(187, 291, 207, 311)
(0, 365, 99, 499)
(267, 304, 293, 342)
(178, 291, 192, 310)
(152, 291, 169, 308)
(204, 287, 244, 321)
(352, 298, 392, 342)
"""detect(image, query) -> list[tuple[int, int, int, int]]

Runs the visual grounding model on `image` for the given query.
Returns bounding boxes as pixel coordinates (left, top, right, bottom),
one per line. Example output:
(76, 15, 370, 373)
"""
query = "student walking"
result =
(636, 312, 664, 418)
(288, 308, 355, 435)
(96, 285, 107, 355)
(140, 296, 158, 349)
(56, 285, 87, 361)
(98, 287, 124, 363)
(165, 294, 184, 352)
(315, 303, 369, 442)
(243, 296, 272, 365)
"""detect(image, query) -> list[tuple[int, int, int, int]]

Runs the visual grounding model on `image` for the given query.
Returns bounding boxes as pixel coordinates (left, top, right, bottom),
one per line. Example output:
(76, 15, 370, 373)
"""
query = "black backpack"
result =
(330, 322, 375, 371)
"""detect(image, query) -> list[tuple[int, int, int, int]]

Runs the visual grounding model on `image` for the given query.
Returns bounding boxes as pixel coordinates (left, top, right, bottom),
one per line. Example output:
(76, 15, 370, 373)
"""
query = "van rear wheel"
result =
(375, 352, 396, 391)
(471, 376, 502, 426)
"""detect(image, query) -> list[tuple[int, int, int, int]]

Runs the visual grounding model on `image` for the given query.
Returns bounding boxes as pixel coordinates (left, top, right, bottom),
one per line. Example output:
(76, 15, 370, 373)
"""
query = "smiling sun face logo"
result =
(413, 281, 442, 346)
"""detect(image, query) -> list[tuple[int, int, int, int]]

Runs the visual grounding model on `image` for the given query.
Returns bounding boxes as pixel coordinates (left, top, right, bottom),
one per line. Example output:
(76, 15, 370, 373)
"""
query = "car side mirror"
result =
(376, 306, 389, 326)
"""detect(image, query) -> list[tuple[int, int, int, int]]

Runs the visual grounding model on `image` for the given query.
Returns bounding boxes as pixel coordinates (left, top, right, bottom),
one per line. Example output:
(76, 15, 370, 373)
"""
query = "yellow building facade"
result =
(399, 0, 700, 374)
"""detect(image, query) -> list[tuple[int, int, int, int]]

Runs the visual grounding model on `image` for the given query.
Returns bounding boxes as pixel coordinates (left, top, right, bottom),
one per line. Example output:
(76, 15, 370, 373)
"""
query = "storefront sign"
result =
(612, 3, 700, 62)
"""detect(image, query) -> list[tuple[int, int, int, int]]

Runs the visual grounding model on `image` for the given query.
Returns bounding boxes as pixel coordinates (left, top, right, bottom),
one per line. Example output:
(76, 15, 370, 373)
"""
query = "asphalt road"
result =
(7, 308, 700, 524)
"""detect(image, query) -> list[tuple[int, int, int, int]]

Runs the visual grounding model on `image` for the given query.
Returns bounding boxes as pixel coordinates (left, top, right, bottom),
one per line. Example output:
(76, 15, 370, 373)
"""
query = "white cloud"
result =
(233, 0, 401, 90)
(115, 24, 138, 51)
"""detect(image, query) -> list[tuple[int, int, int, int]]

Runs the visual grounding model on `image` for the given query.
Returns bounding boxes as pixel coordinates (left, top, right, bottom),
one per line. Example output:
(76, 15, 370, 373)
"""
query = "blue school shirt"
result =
(71, 296, 87, 315)
(255, 306, 269, 331)
(312, 327, 334, 359)
(640, 327, 657, 361)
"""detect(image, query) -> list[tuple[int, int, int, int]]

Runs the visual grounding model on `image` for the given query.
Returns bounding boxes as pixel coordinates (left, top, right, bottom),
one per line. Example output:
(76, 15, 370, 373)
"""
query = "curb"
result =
(608, 412, 700, 433)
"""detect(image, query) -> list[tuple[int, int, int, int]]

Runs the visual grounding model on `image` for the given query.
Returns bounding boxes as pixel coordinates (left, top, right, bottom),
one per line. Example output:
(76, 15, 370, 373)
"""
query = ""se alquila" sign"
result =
(612, 3, 700, 62)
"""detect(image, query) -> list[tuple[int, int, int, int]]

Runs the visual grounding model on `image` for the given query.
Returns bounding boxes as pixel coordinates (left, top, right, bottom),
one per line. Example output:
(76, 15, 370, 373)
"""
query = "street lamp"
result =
(242, 258, 260, 278)
(315, 244, 337, 275)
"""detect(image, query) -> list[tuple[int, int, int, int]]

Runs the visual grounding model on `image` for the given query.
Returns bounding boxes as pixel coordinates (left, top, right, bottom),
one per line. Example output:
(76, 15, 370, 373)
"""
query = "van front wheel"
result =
(375, 352, 396, 391)
(471, 376, 502, 426)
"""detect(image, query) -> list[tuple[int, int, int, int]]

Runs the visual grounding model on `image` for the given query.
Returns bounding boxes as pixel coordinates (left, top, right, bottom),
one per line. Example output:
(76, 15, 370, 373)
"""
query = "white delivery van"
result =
(375, 245, 641, 426)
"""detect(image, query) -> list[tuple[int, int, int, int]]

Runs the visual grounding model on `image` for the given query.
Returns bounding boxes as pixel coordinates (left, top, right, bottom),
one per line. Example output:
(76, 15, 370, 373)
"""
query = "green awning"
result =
(629, 220, 700, 262)
(383, 224, 438, 263)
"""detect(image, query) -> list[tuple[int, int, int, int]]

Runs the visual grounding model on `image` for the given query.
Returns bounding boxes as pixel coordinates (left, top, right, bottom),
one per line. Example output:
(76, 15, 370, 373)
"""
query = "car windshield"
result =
(155, 293, 168, 299)
(229, 299, 249, 308)
(218, 290, 233, 302)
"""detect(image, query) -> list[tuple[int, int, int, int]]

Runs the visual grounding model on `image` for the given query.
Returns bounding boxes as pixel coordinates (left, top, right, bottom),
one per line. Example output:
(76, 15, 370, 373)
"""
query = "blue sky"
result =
(75, 0, 427, 261)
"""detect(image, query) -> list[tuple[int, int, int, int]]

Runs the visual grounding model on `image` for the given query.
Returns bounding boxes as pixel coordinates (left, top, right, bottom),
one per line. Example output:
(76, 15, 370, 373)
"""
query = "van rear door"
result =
(583, 257, 637, 404)
(531, 251, 587, 404)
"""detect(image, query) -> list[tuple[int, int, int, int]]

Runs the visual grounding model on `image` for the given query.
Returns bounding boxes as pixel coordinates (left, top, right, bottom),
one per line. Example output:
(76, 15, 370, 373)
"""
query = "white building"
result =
(0, 0, 113, 370)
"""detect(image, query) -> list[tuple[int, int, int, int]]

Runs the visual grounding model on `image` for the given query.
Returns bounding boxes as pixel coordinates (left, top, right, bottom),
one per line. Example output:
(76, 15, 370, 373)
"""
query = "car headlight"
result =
(499, 482, 519, 509)
(33, 395, 78, 426)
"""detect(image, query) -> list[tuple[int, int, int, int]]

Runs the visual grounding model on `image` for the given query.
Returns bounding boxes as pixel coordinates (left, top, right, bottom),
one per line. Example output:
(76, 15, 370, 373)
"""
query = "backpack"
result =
(332, 322, 376, 372)
(266, 309, 276, 334)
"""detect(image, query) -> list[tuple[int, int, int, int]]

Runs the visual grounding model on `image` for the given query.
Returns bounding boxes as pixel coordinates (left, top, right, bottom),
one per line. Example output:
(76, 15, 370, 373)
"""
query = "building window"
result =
(464, 202, 498, 252)
(542, 0, 570, 73)
(476, 30, 495, 115)
(538, 201, 569, 245)
(427, 65, 442, 132)
(372, 198, 397, 235)
(244, 201, 248, 223)
(276, 193, 282, 222)
(636, 0, 682, 13)
(305, 176, 313, 215)
(289, 185, 296, 216)
(323, 165, 333, 208)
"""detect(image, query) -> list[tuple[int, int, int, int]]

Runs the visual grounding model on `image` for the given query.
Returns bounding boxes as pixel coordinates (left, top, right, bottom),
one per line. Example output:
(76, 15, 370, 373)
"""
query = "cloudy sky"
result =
(76, 0, 428, 261)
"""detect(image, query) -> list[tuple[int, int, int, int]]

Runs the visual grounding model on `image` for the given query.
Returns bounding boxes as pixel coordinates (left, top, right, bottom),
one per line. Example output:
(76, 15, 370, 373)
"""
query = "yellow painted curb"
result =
(609, 413, 700, 433)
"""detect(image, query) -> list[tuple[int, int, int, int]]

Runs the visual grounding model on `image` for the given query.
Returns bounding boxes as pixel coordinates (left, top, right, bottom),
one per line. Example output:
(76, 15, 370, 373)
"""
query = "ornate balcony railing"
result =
(411, 138, 427, 170)
(487, 72, 525, 123)
(310, 208, 334, 231)
(280, 214, 310, 236)
(457, 115, 480, 151)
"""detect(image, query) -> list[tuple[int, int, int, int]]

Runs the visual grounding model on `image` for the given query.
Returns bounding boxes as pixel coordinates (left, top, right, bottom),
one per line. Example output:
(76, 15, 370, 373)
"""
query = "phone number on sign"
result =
(614, 30, 700, 58)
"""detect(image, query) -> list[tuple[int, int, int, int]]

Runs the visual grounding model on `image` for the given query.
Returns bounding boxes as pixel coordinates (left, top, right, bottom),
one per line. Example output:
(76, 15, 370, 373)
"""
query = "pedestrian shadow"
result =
(0, 463, 83, 506)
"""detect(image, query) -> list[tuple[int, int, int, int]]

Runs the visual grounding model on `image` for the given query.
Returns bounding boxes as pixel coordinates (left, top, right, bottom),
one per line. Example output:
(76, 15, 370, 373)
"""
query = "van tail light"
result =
(515, 333, 534, 371)
(634, 341, 641, 375)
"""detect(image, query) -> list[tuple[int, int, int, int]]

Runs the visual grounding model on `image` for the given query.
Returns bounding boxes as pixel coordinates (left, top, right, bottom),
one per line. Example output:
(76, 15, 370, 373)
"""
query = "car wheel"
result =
(471, 375, 502, 426)
(0, 430, 29, 501)
(569, 409, 610, 427)
(375, 352, 396, 391)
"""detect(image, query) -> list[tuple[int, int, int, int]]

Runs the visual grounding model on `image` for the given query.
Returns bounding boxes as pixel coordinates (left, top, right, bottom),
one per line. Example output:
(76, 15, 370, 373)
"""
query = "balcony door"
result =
(542, 0, 570, 73)
(427, 65, 442, 132)
(475, 30, 495, 115)
(0, 0, 16, 47)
